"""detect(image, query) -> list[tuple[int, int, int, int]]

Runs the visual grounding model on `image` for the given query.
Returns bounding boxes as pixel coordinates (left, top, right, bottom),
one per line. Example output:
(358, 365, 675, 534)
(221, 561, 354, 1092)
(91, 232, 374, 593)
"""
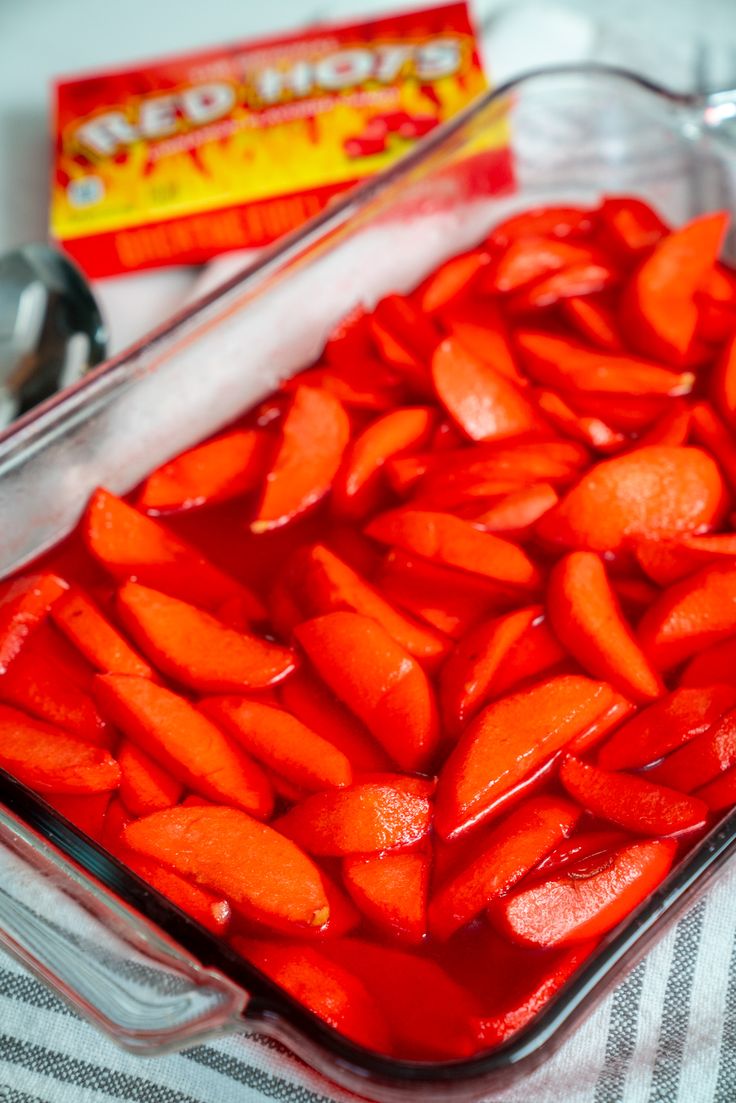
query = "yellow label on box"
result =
(51, 4, 505, 276)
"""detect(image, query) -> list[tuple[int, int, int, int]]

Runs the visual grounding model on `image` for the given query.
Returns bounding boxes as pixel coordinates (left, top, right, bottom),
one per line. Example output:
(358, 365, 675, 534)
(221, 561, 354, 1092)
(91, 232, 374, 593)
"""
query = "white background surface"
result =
(2, 0, 736, 353)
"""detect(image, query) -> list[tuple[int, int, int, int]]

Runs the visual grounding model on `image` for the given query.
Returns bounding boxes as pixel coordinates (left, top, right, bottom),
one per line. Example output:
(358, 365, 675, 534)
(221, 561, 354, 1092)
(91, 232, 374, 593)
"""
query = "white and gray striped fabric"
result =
(1, 859, 736, 1102)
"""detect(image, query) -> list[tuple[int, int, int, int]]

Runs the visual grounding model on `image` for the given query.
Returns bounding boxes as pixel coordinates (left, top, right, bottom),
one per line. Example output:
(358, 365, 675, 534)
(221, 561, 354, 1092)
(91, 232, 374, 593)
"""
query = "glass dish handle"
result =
(0, 801, 248, 1054)
(703, 88, 736, 126)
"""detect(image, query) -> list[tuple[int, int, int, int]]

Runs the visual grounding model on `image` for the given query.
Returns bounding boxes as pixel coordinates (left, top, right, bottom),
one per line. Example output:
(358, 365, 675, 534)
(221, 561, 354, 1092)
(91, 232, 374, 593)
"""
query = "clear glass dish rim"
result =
(0, 60, 735, 1091)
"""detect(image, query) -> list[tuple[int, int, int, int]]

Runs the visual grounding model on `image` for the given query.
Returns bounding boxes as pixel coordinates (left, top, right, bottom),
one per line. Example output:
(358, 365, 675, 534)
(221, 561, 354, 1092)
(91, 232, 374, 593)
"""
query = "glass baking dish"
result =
(1, 64, 736, 1102)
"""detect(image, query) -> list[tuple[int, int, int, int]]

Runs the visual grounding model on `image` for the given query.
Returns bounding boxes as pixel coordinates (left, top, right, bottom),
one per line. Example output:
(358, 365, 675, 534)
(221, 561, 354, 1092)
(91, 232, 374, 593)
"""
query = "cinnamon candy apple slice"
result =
(430, 796, 580, 940)
(294, 544, 449, 666)
(251, 385, 350, 532)
(129, 851, 233, 937)
(508, 259, 620, 311)
(295, 612, 439, 773)
(621, 211, 728, 364)
(712, 331, 736, 427)
(201, 697, 353, 792)
(288, 360, 403, 412)
(323, 304, 372, 366)
(440, 605, 565, 733)
(638, 563, 736, 670)
(332, 406, 435, 519)
(534, 830, 629, 878)
(435, 674, 616, 840)
(279, 670, 390, 773)
(419, 250, 490, 312)
(597, 195, 668, 258)
(275, 782, 432, 856)
(682, 639, 736, 688)
(431, 337, 540, 442)
(486, 236, 601, 294)
(493, 838, 677, 948)
(94, 675, 273, 818)
(0, 705, 119, 794)
(562, 295, 623, 351)
(304, 368, 399, 419)
(635, 400, 692, 448)
(375, 550, 516, 639)
(372, 293, 441, 365)
(597, 685, 736, 770)
(84, 488, 264, 617)
(234, 863, 359, 943)
(438, 299, 525, 386)
(546, 551, 663, 702)
(567, 692, 636, 755)
(533, 390, 624, 453)
(342, 851, 429, 944)
(610, 576, 659, 617)
(0, 573, 68, 673)
(406, 474, 531, 514)
(51, 588, 154, 677)
(393, 437, 587, 496)
(365, 508, 542, 591)
(515, 331, 692, 396)
(695, 765, 736, 813)
(691, 401, 736, 492)
(487, 206, 593, 247)
(646, 706, 736, 792)
(697, 267, 736, 346)
(105, 802, 231, 937)
(472, 482, 560, 536)
(370, 316, 428, 390)
(559, 755, 708, 836)
(636, 533, 736, 588)
(0, 630, 110, 746)
(357, 773, 435, 798)
(116, 581, 296, 692)
(137, 428, 269, 513)
(118, 740, 183, 816)
(536, 446, 726, 554)
(124, 805, 330, 931)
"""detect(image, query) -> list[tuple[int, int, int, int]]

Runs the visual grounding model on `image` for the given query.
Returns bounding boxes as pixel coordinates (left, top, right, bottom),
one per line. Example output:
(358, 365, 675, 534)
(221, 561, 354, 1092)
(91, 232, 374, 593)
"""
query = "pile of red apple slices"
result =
(1, 196, 736, 1059)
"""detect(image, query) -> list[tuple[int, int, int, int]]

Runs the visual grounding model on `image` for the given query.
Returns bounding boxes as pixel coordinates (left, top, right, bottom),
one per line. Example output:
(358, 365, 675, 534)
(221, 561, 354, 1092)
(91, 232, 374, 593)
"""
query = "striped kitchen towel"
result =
(1, 858, 736, 1103)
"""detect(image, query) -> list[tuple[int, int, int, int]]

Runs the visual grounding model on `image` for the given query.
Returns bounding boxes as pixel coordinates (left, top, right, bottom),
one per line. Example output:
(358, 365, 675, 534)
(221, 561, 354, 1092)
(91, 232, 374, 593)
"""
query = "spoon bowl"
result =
(0, 243, 107, 427)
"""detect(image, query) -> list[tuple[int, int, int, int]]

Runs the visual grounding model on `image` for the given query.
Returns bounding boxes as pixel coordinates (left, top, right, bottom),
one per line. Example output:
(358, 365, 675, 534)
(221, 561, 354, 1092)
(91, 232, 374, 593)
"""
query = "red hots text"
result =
(72, 39, 464, 158)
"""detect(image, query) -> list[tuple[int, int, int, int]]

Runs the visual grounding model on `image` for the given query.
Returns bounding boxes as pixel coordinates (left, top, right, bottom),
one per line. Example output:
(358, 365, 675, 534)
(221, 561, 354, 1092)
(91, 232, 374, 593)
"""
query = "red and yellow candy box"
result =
(50, 2, 498, 277)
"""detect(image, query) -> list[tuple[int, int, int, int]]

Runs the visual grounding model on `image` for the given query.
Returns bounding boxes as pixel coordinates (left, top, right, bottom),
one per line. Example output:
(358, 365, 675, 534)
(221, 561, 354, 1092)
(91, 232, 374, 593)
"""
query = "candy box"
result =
(2, 67, 736, 1102)
(50, 2, 499, 277)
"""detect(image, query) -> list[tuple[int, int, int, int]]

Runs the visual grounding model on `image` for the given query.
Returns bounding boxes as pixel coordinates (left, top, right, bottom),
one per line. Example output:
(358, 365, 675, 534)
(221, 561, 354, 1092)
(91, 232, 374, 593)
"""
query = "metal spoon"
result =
(0, 244, 107, 428)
